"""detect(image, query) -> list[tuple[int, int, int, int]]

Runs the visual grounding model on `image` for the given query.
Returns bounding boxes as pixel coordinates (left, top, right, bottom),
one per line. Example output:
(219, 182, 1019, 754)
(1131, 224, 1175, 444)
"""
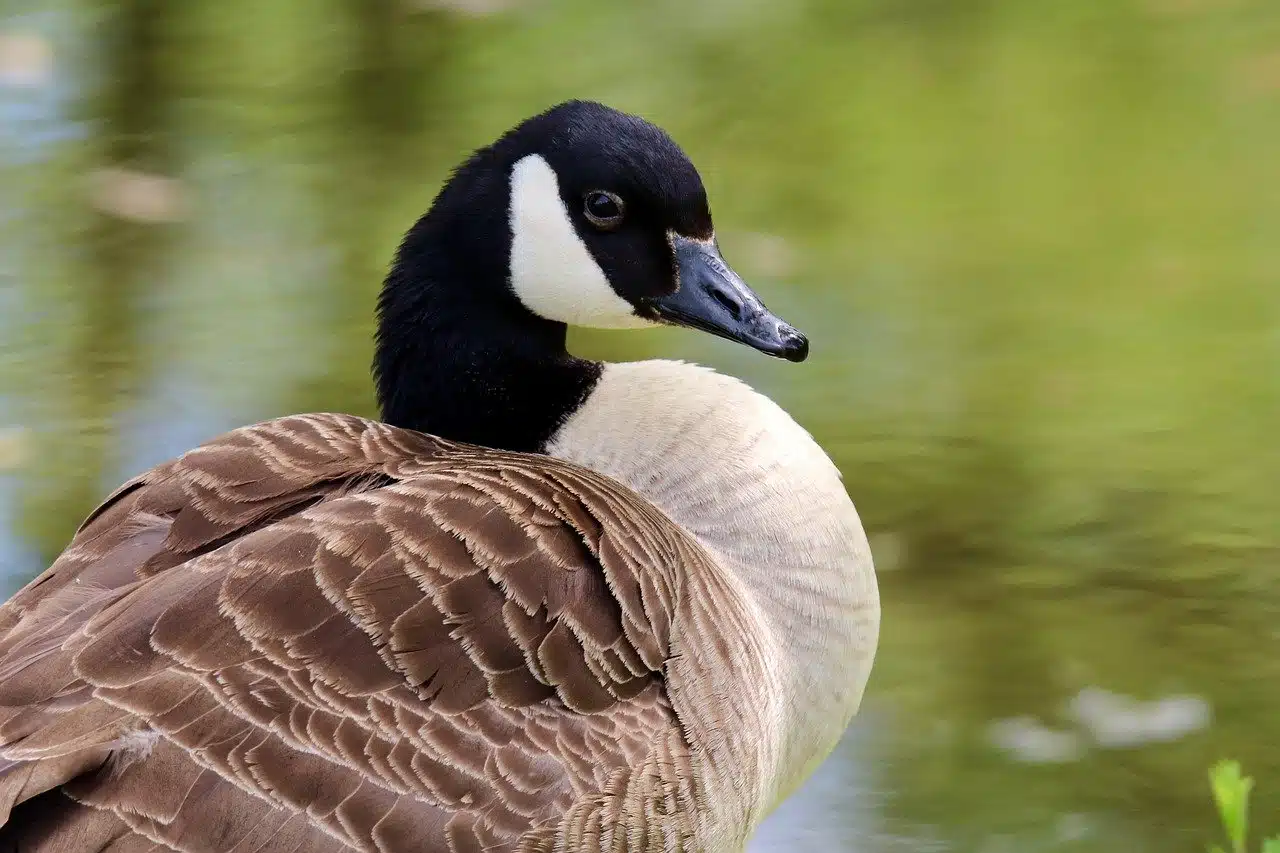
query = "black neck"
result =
(373, 151, 601, 453)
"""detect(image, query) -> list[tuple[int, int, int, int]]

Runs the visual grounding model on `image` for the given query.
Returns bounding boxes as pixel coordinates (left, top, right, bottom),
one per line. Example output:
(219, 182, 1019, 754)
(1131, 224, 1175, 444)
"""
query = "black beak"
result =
(648, 235, 809, 363)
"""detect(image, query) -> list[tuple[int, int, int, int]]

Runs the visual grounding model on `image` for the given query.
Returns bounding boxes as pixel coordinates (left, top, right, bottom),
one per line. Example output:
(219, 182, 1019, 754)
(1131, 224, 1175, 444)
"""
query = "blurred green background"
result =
(1, 0, 1278, 850)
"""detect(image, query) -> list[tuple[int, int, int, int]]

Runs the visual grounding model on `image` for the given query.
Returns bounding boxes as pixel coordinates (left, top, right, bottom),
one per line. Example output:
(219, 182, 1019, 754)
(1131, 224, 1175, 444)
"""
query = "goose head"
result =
(500, 102, 807, 361)
(375, 100, 807, 449)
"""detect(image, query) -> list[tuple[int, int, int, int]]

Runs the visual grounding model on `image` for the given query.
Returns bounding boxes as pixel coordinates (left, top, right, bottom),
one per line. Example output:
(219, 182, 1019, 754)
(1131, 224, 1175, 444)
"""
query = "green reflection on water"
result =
(2, 1, 1278, 850)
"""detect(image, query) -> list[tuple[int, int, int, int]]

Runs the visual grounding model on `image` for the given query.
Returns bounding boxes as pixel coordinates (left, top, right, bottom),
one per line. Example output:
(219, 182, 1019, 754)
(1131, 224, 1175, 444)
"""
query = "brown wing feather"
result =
(0, 414, 703, 853)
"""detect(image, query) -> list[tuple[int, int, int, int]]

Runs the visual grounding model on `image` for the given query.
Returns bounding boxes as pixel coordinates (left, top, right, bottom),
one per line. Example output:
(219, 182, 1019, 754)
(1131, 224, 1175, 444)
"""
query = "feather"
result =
(0, 414, 715, 852)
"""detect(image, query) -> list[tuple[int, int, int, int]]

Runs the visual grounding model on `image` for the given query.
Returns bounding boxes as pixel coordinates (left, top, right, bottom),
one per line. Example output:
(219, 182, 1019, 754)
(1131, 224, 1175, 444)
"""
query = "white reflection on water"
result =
(986, 687, 1212, 765)
(1067, 687, 1211, 749)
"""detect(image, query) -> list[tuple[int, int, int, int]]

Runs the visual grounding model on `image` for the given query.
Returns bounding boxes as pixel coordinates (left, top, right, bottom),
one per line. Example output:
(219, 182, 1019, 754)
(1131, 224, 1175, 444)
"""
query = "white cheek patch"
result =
(509, 154, 657, 329)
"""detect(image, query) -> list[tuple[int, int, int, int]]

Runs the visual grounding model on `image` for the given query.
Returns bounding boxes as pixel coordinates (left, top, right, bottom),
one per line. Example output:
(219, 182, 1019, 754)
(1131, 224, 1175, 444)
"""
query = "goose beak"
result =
(650, 235, 809, 363)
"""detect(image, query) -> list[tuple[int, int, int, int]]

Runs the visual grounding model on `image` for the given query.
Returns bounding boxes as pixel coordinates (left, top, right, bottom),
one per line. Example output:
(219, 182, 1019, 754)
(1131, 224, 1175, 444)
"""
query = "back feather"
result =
(0, 414, 727, 853)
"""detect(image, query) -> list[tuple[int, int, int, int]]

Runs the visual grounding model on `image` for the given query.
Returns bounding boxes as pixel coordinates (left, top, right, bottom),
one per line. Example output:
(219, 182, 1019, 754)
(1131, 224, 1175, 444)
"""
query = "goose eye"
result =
(583, 191, 625, 230)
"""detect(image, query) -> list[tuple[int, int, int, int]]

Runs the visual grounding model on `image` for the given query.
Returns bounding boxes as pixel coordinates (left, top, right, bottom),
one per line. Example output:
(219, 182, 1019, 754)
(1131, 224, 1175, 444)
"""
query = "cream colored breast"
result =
(545, 359, 880, 819)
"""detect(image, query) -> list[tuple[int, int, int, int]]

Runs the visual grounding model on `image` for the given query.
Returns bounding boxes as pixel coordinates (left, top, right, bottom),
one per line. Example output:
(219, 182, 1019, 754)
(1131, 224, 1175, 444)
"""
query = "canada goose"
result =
(0, 101, 878, 853)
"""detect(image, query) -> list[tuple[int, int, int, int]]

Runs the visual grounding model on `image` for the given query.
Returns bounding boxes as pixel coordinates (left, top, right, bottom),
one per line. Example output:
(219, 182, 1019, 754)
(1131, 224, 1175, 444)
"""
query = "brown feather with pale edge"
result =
(0, 414, 760, 852)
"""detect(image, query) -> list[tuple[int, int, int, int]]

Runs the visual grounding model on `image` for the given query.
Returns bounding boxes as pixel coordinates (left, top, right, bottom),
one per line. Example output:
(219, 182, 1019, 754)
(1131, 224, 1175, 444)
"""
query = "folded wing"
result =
(0, 414, 700, 853)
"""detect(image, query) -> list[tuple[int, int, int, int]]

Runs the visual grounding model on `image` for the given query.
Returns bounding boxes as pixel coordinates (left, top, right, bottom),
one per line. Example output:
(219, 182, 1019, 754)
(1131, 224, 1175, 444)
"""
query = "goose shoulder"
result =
(0, 412, 762, 853)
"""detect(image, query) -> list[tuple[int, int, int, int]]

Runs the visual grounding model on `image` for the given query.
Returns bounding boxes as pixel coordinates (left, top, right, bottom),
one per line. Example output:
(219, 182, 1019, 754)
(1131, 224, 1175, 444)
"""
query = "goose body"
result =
(0, 102, 878, 852)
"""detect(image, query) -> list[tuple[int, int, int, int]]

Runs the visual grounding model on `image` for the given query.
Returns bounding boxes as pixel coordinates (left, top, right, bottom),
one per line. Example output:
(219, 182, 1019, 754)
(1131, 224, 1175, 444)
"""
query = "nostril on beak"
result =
(708, 285, 743, 321)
